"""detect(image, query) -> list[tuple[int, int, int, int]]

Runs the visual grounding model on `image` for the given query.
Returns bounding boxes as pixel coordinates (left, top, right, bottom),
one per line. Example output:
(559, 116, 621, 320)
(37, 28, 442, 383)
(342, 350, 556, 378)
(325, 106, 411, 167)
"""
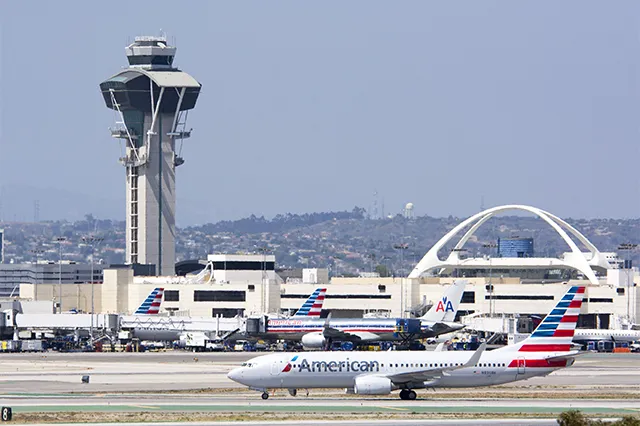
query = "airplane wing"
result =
(386, 343, 486, 384)
(320, 314, 380, 342)
(323, 327, 380, 342)
(425, 320, 465, 336)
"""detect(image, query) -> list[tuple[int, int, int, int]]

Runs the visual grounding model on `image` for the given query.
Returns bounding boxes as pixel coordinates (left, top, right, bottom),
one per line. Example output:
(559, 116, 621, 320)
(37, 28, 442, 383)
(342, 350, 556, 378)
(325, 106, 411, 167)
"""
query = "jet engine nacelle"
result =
(354, 376, 393, 395)
(301, 332, 325, 348)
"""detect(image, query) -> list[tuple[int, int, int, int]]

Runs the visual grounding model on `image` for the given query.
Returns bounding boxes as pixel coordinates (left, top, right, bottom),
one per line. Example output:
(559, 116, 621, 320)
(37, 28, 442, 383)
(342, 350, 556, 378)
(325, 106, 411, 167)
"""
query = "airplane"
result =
(569, 328, 640, 345)
(227, 285, 585, 400)
(127, 288, 326, 342)
(134, 288, 164, 315)
(260, 280, 468, 349)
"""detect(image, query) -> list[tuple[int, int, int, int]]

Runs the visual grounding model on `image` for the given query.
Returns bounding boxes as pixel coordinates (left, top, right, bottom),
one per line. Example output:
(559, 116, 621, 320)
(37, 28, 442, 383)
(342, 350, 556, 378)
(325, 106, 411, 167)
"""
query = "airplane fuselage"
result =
(228, 350, 569, 391)
(261, 318, 460, 342)
(573, 329, 640, 343)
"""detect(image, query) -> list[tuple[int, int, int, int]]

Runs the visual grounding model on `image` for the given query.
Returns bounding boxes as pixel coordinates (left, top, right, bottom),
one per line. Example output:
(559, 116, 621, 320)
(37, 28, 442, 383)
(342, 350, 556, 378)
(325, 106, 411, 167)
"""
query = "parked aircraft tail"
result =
(498, 286, 585, 353)
(294, 288, 326, 317)
(134, 288, 164, 315)
(421, 280, 467, 322)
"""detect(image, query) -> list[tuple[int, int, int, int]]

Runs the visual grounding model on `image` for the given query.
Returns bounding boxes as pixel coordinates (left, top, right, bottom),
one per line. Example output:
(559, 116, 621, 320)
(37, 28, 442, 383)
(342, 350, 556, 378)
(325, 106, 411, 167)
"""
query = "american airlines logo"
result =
(269, 319, 303, 326)
(435, 296, 454, 312)
(284, 357, 381, 373)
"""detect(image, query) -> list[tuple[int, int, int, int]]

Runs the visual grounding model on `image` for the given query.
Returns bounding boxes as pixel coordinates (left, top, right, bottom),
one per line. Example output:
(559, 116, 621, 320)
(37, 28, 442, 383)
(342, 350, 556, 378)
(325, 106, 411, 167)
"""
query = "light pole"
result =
(257, 246, 270, 313)
(30, 248, 45, 301)
(618, 243, 637, 326)
(393, 243, 409, 318)
(331, 256, 340, 279)
(483, 243, 498, 318)
(56, 237, 66, 313)
(83, 235, 104, 344)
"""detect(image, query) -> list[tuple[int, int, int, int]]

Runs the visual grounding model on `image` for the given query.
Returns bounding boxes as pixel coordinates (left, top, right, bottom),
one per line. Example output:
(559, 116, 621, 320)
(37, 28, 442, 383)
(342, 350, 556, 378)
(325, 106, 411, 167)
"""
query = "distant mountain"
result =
(3, 207, 640, 276)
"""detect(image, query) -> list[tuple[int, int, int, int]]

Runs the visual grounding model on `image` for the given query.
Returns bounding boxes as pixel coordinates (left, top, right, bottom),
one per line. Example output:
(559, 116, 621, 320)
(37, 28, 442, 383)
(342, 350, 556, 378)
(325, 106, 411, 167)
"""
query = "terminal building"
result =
(15, 205, 640, 331)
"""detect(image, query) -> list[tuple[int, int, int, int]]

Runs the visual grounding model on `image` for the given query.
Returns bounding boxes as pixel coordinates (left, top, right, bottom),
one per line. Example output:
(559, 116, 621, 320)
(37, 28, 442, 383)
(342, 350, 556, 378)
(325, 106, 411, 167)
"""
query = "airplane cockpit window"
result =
(241, 362, 247, 367)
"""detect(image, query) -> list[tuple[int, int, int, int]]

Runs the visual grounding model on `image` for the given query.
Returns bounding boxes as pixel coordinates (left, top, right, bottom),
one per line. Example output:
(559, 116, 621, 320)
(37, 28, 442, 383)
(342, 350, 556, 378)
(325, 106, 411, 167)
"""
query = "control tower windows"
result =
(127, 55, 174, 67)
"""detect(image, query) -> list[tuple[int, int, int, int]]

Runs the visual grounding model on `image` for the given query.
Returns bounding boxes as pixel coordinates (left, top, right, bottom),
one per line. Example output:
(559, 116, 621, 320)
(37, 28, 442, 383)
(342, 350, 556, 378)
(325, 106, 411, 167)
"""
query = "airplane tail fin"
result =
(294, 288, 326, 317)
(499, 285, 585, 353)
(134, 288, 164, 315)
(421, 280, 467, 322)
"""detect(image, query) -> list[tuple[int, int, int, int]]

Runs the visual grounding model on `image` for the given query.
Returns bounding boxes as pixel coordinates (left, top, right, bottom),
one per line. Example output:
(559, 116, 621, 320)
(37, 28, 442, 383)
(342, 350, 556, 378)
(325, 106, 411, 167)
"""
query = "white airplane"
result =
(227, 285, 585, 400)
(570, 328, 640, 344)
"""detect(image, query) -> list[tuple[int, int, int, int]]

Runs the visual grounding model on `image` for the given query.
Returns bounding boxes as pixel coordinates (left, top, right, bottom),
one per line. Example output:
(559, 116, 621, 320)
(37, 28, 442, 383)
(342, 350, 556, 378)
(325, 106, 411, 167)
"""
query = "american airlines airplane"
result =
(260, 280, 468, 348)
(227, 285, 585, 400)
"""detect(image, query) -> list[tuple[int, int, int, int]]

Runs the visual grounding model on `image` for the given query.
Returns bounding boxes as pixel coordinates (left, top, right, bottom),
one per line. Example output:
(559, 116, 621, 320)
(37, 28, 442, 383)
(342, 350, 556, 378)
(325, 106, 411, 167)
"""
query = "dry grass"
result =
(7, 411, 583, 424)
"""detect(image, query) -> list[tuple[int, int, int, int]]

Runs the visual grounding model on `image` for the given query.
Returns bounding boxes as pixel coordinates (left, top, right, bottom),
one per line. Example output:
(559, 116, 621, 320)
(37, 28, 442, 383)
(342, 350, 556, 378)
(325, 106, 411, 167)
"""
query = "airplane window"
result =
(420, 364, 423, 367)
(241, 362, 247, 367)
(395, 364, 398, 367)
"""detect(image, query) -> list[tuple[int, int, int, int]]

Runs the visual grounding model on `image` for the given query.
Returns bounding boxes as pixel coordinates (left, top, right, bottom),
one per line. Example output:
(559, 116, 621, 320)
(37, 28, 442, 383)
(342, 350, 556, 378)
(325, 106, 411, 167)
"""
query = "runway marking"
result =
(128, 404, 160, 410)
(377, 406, 408, 411)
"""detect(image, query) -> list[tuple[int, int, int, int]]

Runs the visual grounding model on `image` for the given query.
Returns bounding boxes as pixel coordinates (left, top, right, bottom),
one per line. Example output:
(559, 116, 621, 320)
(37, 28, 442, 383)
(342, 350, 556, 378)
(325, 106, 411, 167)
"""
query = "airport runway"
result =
(0, 351, 638, 424)
(0, 351, 639, 393)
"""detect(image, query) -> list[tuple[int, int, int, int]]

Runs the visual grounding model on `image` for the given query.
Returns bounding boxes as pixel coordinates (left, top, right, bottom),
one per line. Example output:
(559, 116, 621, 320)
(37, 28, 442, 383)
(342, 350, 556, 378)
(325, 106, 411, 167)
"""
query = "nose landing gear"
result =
(261, 392, 269, 400)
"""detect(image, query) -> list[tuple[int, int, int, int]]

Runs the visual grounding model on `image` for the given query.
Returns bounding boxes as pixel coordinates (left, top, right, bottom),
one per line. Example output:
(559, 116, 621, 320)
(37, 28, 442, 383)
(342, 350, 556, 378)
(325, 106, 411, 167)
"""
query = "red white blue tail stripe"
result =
(294, 288, 326, 317)
(517, 286, 584, 352)
(135, 288, 164, 315)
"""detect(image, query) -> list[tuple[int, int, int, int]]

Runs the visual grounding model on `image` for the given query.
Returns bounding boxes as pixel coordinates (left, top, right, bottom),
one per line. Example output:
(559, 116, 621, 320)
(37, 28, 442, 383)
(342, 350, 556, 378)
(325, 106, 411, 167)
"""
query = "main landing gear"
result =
(261, 392, 269, 400)
(399, 389, 417, 400)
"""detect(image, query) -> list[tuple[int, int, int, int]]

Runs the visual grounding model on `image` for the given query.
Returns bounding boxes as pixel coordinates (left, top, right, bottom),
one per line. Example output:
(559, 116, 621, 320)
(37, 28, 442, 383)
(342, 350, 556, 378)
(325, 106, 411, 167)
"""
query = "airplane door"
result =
(270, 359, 283, 376)
(517, 357, 525, 375)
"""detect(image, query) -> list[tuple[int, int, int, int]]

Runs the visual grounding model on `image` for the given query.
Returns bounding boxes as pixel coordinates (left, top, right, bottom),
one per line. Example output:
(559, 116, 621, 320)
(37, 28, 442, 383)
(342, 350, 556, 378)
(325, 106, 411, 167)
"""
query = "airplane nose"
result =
(227, 368, 242, 383)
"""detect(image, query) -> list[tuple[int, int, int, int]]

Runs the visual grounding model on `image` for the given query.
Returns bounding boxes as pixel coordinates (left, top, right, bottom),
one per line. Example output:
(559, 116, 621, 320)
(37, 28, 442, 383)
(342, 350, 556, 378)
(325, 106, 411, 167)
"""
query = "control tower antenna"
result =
(99, 34, 202, 275)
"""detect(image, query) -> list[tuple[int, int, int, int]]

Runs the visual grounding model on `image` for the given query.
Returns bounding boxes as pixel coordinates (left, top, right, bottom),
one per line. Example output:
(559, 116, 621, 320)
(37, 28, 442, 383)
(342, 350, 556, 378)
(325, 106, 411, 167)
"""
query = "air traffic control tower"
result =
(99, 36, 201, 276)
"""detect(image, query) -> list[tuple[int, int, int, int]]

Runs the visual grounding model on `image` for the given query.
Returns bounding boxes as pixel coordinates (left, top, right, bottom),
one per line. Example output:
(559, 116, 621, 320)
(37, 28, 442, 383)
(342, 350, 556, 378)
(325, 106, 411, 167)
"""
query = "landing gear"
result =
(261, 392, 269, 400)
(288, 388, 297, 397)
(399, 389, 417, 400)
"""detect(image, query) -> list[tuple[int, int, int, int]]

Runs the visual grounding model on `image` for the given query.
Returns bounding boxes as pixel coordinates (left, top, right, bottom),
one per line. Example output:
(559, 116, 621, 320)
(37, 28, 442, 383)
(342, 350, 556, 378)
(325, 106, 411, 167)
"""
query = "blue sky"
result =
(1, 1, 639, 224)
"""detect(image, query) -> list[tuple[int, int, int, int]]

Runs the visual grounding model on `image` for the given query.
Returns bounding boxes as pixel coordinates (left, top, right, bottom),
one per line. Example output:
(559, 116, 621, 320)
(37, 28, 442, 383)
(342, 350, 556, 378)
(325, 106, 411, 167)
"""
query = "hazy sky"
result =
(1, 1, 640, 225)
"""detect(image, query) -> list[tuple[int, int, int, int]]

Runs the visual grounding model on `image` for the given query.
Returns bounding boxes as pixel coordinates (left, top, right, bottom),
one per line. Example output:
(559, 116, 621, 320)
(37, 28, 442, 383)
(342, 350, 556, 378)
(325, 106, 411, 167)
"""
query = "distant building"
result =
(0, 262, 105, 298)
(497, 237, 534, 258)
(0, 229, 4, 264)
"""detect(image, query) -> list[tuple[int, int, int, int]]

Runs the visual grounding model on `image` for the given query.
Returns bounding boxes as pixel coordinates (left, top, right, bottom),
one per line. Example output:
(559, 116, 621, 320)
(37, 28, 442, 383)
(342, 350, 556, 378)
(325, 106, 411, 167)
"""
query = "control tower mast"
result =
(99, 35, 201, 275)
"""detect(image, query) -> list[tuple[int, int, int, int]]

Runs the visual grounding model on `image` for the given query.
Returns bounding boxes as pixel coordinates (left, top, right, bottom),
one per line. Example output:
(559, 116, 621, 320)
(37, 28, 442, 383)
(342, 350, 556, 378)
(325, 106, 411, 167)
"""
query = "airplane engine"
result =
(301, 332, 325, 348)
(354, 376, 393, 395)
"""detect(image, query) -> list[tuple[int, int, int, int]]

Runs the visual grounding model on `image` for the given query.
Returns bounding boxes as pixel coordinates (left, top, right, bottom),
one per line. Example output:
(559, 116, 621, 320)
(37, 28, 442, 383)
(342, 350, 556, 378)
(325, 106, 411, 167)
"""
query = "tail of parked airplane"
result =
(421, 280, 467, 322)
(498, 286, 585, 353)
(134, 288, 164, 315)
(294, 288, 326, 317)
